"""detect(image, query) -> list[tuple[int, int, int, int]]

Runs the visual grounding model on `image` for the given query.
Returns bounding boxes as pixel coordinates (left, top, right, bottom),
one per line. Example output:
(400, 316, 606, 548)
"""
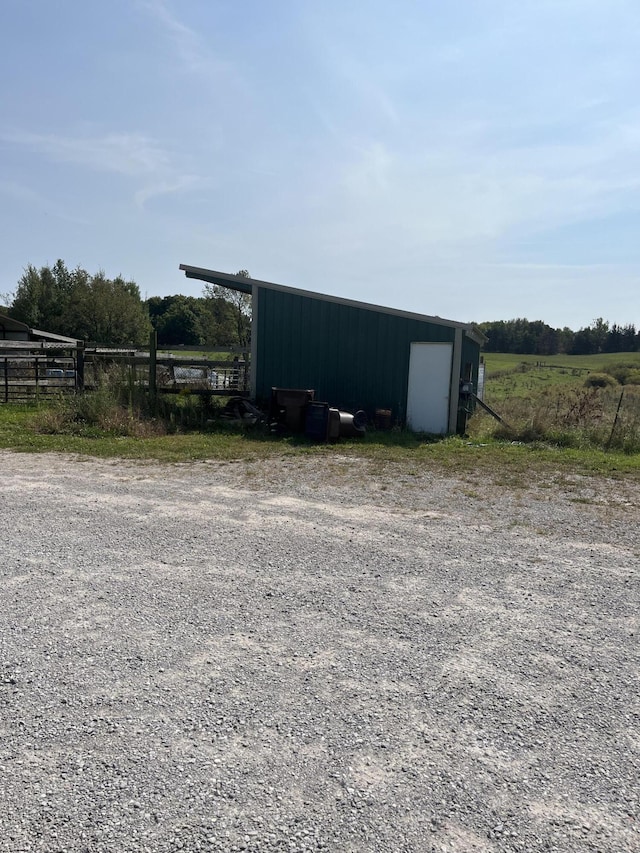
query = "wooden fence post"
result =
(605, 388, 625, 452)
(149, 330, 157, 407)
(76, 343, 85, 391)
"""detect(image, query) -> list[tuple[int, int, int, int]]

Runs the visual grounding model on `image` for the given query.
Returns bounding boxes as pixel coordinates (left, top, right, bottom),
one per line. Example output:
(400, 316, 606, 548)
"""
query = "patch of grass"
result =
(483, 366, 582, 403)
(161, 348, 238, 360)
(1, 403, 639, 479)
(0, 405, 290, 462)
(483, 352, 640, 374)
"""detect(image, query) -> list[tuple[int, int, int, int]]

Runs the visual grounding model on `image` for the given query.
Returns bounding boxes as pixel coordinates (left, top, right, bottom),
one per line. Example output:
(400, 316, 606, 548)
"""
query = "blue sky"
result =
(1, 0, 639, 329)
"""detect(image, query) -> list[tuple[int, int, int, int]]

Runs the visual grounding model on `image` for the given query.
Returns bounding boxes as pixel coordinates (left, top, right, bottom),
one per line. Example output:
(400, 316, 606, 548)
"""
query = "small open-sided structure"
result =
(0, 314, 80, 347)
(0, 314, 83, 402)
(180, 266, 485, 434)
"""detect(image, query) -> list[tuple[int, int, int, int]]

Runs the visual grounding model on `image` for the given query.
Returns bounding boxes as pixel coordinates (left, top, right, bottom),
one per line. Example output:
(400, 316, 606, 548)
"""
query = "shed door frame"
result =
(406, 338, 459, 434)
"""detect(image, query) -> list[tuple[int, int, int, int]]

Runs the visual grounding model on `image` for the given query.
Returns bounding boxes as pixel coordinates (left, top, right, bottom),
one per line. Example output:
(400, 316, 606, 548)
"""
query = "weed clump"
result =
(33, 366, 162, 438)
(31, 364, 232, 438)
(469, 385, 640, 454)
(585, 373, 618, 388)
(603, 362, 640, 385)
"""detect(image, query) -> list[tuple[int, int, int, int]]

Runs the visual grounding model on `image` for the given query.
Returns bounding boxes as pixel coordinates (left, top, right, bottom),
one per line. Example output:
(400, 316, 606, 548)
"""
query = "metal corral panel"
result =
(254, 287, 457, 421)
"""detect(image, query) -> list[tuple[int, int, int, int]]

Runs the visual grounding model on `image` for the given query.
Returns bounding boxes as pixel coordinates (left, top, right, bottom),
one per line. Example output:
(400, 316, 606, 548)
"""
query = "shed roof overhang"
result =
(0, 314, 30, 334)
(0, 313, 82, 345)
(464, 326, 487, 346)
(180, 264, 486, 343)
(30, 328, 81, 345)
(181, 265, 252, 294)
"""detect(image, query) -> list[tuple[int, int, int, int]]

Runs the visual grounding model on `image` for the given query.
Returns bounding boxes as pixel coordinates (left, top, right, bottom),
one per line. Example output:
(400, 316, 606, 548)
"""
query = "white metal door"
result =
(406, 342, 453, 434)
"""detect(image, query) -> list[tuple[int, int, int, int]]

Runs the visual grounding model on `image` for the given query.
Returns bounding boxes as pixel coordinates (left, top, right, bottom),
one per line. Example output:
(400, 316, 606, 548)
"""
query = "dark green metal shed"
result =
(180, 265, 484, 433)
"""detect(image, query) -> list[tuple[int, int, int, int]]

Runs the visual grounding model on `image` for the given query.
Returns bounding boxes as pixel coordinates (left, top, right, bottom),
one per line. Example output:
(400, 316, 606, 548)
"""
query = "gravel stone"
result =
(1, 450, 638, 852)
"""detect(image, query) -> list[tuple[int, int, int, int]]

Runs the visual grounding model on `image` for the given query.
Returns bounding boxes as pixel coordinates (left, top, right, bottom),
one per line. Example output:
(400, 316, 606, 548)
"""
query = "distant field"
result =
(469, 350, 640, 454)
(480, 352, 640, 404)
(159, 349, 238, 360)
(483, 351, 640, 374)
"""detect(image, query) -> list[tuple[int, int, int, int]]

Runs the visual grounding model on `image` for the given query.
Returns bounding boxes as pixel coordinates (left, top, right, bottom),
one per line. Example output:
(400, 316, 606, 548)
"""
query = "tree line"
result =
(3, 261, 638, 355)
(4, 260, 251, 349)
(477, 317, 639, 355)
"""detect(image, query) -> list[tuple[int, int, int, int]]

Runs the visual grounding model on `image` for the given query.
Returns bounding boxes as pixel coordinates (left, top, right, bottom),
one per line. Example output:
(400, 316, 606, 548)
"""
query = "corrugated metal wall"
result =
(254, 288, 472, 421)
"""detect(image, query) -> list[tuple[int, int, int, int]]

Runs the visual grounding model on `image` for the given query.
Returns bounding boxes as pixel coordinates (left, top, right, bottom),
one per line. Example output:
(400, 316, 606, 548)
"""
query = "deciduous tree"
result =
(202, 270, 252, 349)
(8, 261, 149, 345)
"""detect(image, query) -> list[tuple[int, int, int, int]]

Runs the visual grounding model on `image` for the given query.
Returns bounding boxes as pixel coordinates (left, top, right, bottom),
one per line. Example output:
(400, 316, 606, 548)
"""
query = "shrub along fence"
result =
(0, 334, 249, 404)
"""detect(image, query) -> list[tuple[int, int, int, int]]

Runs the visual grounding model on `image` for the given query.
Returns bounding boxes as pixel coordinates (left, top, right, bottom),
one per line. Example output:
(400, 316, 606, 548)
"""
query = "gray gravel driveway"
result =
(1, 450, 639, 852)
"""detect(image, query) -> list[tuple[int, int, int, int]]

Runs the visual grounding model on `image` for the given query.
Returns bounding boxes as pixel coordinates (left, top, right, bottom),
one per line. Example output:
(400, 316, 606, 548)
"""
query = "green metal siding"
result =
(254, 288, 478, 422)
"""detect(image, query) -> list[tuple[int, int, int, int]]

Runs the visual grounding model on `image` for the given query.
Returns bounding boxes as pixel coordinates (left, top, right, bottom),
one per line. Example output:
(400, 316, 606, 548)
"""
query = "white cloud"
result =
(342, 142, 392, 196)
(1, 130, 170, 176)
(134, 174, 204, 208)
(323, 105, 640, 258)
(137, 0, 239, 82)
(137, 0, 204, 73)
(0, 180, 86, 224)
(0, 128, 208, 211)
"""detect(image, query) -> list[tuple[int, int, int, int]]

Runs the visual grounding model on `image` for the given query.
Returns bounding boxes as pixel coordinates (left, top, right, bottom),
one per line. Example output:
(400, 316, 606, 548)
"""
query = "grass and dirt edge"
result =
(1, 400, 639, 483)
(1, 356, 640, 481)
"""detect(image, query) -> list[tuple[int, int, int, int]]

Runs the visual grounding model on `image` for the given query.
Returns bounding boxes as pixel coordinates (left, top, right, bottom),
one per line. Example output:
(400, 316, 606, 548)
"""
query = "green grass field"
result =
(480, 353, 640, 403)
(484, 351, 640, 374)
